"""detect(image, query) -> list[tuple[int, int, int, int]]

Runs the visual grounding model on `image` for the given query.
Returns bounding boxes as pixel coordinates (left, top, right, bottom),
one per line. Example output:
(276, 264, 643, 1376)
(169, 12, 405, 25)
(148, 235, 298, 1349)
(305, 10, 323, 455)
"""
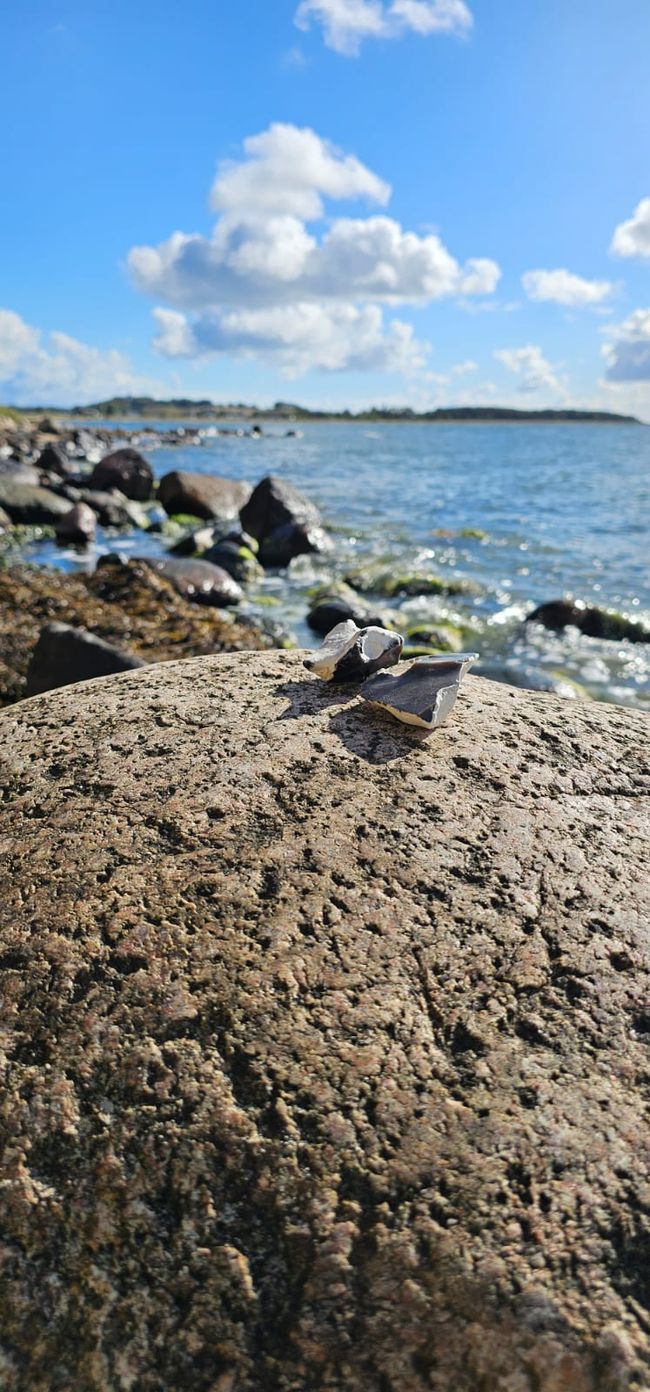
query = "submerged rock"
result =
(361, 652, 479, 730)
(240, 474, 322, 541)
(54, 502, 97, 548)
(140, 556, 243, 607)
(158, 470, 251, 521)
(527, 598, 650, 644)
(345, 565, 480, 599)
(90, 448, 154, 502)
(26, 621, 144, 695)
(304, 620, 403, 683)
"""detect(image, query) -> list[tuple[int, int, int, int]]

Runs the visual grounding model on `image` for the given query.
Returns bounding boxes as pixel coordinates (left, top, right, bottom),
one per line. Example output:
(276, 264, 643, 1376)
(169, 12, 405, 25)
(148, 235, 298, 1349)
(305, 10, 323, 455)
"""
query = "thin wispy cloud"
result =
(294, 0, 473, 57)
(0, 307, 163, 406)
(522, 268, 614, 307)
(129, 123, 500, 376)
(494, 344, 566, 398)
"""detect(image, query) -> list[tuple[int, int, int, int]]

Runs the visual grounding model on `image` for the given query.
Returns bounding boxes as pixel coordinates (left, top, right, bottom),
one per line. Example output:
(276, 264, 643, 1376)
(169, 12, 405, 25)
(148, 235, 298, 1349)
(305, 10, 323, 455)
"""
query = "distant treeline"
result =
(7, 397, 640, 425)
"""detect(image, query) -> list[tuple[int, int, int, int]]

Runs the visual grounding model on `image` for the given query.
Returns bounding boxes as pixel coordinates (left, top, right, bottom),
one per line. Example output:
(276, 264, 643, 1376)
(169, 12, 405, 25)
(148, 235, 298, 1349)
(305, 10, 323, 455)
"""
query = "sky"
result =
(1, 0, 650, 414)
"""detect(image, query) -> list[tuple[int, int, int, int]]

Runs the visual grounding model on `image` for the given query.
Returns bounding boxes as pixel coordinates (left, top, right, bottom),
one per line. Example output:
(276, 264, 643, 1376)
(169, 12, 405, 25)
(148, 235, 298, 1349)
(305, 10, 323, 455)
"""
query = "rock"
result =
(202, 539, 264, 585)
(361, 652, 479, 730)
(345, 565, 480, 599)
(0, 461, 41, 486)
(527, 599, 650, 644)
(140, 556, 243, 607)
(405, 624, 465, 653)
(0, 481, 74, 525)
(26, 621, 144, 695)
(304, 620, 403, 682)
(90, 448, 154, 502)
(75, 489, 144, 530)
(36, 416, 59, 435)
(0, 506, 10, 531)
(259, 521, 330, 568)
(0, 653, 648, 1391)
(54, 502, 97, 548)
(0, 562, 270, 708)
(168, 523, 222, 557)
(240, 474, 322, 541)
(158, 470, 251, 521)
(308, 596, 391, 636)
(36, 442, 69, 478)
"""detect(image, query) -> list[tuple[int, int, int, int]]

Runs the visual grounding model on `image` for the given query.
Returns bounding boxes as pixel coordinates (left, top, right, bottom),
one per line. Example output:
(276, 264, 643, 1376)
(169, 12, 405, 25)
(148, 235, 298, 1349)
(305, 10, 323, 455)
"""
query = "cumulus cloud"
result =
(0, 308, 162, 406)
(129, 123, 500, 377)
(494, 345, 565, 397)
(611, 199, 650, 260)
(522, 268, 614, 307)
(603, 309, 650, 382)
(294, 0, 472, 55)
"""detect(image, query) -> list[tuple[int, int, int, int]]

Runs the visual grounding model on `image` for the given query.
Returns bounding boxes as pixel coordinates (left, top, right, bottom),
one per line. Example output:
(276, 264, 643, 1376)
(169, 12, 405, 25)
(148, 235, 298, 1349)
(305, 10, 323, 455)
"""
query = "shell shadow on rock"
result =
(361, 653, 479, 731)
(303, 620, 404, 683)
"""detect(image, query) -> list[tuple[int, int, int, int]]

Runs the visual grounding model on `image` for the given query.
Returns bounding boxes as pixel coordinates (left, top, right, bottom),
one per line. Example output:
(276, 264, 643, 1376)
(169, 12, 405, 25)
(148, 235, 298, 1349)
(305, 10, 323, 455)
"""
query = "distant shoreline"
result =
(2, 400, 641, 426)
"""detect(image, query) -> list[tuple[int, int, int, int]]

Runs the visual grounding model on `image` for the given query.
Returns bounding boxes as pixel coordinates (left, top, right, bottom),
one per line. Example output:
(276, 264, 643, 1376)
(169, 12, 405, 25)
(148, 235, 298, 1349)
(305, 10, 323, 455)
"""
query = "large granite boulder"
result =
(158, 470, 251, 521)
(89, 448, 154, 502)
(0, 654, 648, 1391)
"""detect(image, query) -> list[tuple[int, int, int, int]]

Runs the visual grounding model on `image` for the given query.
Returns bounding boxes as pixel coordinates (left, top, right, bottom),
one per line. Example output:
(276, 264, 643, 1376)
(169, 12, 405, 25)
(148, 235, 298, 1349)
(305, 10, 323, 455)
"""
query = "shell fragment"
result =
(304, 621, 404, 683)
(360, 653, 479, 731)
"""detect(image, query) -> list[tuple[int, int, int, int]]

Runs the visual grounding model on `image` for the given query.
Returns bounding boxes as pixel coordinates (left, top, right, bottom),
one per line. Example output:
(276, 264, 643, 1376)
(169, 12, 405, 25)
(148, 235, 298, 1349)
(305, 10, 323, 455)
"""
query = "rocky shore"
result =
(0, 651, 648, 1390)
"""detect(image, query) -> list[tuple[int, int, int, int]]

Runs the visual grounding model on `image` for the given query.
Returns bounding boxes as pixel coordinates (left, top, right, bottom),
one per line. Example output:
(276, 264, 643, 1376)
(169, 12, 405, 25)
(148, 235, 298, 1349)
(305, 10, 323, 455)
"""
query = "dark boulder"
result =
(0, 481, 74, 525)
(259, 522, 330, 568)
(0, 461, 41, 487)
(140, 557, 242, 607)
(202, 539, 263, 585)
(73, 489, 142, 530)
(90, 448, 154, 502)
(55, 502, 97, 548)
(308, 596, 390, 636)
(36, 442, 69, 478)
(158, 471, 251, 521)
(240, 474, 322, 541)
(0, 506, 11, 531)
(26, 621, 144, 696)
(528, 599, 650, 644)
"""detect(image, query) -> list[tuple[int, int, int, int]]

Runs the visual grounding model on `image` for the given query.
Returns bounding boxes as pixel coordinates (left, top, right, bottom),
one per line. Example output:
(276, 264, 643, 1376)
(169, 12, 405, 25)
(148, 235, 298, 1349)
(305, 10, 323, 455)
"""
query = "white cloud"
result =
(153, 304, 428, 376)
(611, 199, 650, 260)
(522, 268, 614, 307)
(603, 309, 650, 382)
(294, 0, 472, 55)
(129, 123, 500, 377)
(0, 308, 162, 406)
(494, 345, 566, 397)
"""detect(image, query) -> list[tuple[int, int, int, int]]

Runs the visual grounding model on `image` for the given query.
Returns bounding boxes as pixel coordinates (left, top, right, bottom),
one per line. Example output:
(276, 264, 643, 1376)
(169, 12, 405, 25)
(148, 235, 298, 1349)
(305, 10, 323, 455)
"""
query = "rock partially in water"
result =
(308, 595, 390, 636)
(405, 623, 466, 653)
(202, 539, 263, 585)
(240, 474, 322, 541)
(90, 448, 154, 502)
(0, 461, 42, 486)
(304, 620, 403, 682)
(55, 502, 97, 548)
(260, 521, 330, 568)
(158, 470, 251, 521)
(346, 565, 480, 599)
(73, 488, 145, 530)
(26, 621, 144, 696)
(361, 652, 479, 730)
(0, 481, 73, 525)
(527, 598, 650, 644)
(140, 556, 243, 608)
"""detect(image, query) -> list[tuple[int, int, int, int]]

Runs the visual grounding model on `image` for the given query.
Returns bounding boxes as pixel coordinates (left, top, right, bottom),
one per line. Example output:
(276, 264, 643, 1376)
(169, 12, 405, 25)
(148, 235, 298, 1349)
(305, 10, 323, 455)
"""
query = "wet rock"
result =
(0, 461, 41, 486)
(202, 539, 263, 585)
(345, 565, 480, 599)
(36, 442, 70, 478)
(74, 489, 144, 530)
(527, 599, 650, 644)
(405, 624, 465, 653)
(0, 481, 74, 525)
(140, 556, 243, 607)
(307, 593, 391, 636)
(54, 502, 97, 548)
(0, 652, 648, 1391)
(158, 470, 251, 521)
(26, 621, 144, 696)
(36, 416, 59, 435)
(304, 620, 403, 682)
(90, 447, 154, 502)
(361, 652, 479, 730)
(259, 521, 330, 568)
(168, 523, 222, 557)
(240, 474, 322, 541)
(0, 506, 10, 531)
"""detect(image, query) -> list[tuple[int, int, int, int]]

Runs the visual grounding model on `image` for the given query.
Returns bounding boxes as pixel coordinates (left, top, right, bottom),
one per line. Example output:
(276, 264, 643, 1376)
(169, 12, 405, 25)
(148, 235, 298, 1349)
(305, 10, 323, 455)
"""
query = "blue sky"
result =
(1, 0, 650, 412)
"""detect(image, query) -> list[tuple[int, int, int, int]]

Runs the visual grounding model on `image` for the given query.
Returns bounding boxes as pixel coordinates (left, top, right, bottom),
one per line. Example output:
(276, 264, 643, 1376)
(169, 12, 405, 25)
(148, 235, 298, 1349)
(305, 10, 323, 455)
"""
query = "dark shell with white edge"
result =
(304, 621, 404, 683)
(360, 653, 479, 731)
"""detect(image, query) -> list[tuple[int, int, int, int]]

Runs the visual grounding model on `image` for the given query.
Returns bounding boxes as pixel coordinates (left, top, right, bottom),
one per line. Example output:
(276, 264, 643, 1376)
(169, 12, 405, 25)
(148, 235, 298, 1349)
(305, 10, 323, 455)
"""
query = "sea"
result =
(29, 420, 650, 710)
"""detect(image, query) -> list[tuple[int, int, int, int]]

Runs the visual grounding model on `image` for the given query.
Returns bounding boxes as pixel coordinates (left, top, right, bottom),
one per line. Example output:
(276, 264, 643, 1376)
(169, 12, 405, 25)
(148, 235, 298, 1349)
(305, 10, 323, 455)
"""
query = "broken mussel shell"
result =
(304, 621, 404, 683)
(360, 652, 479, 731)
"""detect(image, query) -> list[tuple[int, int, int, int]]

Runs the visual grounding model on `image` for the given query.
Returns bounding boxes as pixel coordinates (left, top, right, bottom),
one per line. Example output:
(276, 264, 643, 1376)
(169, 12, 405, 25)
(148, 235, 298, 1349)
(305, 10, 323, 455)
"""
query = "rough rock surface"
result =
(240, 474, 322, 540)
(0, 652, 648, 1392)
(158, 470, 251, 521)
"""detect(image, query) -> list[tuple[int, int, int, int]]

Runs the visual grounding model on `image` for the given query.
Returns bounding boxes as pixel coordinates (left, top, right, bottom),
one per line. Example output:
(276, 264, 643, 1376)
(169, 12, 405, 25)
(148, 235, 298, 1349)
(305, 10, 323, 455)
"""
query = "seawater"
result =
(31, 420, 650, 709)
